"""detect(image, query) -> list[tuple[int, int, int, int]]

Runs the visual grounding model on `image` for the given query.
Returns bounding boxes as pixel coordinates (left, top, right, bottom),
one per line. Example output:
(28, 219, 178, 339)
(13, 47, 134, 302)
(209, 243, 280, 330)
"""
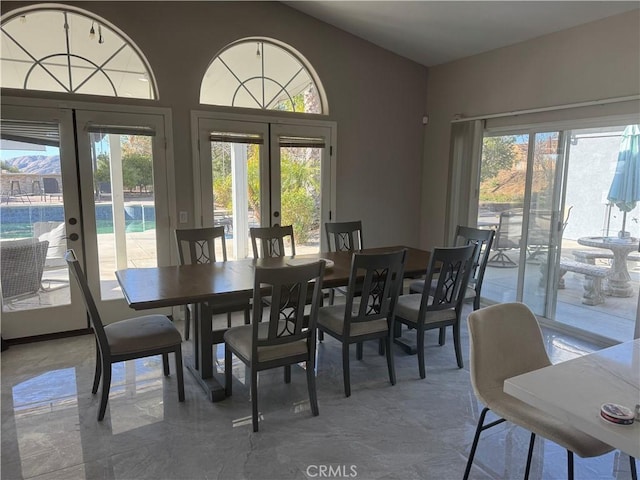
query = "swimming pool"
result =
(0, 203, 156, 239)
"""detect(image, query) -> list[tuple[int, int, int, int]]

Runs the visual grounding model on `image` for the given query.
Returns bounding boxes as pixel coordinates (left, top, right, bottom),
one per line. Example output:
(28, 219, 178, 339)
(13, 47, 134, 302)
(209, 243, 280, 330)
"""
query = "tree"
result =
(94, 152, 153, 192)
(121, 135, 152, 157)
(0, 161, 19, 173)
(480, 136, 517, 182)
(94, 153, 111, 183)
(280, 150, 319, 243)
(530, 134, 559, 209)
(211, 142, 320, 243)
(123, 153, 153, 192)
(478, 134, 559, 206)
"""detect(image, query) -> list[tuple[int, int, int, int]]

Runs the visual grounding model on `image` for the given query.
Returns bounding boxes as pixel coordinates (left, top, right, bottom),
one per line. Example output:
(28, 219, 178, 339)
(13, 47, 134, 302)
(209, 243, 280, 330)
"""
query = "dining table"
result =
(577, 236, 639, 298)
(504, 338, 640, 459)
(116, 245, 430, 402)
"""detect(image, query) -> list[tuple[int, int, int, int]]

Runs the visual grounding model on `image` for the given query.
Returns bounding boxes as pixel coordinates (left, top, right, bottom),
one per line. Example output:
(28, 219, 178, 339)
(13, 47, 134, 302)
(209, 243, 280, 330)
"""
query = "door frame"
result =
(191, 110, 337, 251)
(269, 122, 333, 232)
(2, 96, 176, 334)
(75, 109, 175, 322)
(0, 103, 87, 338)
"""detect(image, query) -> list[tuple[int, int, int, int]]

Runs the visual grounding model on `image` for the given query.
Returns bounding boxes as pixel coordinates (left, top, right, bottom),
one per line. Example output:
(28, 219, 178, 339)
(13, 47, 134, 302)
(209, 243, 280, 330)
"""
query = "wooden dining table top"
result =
(116, 245, 430, 311)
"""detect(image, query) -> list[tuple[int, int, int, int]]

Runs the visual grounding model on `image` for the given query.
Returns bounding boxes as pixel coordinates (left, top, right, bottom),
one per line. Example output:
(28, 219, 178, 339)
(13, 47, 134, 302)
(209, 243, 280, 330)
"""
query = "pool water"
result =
(0, 204, 156, 239)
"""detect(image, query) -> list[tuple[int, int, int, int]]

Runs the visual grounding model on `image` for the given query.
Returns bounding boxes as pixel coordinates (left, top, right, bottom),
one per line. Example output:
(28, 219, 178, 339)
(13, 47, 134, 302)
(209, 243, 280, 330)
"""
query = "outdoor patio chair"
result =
(224, 260, 325, 431)
(317, 249, 407, 397)
(527, 206, 573, 262)
(42, 177, 62, 202)
(65, 249, 185, 421)
(33, 221, 69, 290)
(488, 210, 523, 267)
(175, 227, 250, 340)
(34, 221, 67, 270)
(0, 239, 49, 300)
(395, 244, 476, 378)
(463, 302, 636, 480)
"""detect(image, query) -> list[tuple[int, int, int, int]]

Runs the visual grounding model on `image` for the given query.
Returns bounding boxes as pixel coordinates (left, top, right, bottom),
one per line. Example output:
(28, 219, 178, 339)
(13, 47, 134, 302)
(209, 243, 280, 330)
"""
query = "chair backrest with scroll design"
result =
(175, 226, 227, 265)
(325, 220, 363, 252)
(250, 225, 295, 258)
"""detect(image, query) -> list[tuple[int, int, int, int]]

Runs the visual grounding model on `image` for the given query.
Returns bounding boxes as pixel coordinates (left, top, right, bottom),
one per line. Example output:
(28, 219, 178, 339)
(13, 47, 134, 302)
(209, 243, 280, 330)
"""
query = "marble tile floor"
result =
(1, 306, 637, 480)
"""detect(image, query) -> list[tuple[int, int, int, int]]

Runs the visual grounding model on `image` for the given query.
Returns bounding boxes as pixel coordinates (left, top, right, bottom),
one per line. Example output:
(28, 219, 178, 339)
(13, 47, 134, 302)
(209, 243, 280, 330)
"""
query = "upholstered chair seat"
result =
(104, 315, 182, 356)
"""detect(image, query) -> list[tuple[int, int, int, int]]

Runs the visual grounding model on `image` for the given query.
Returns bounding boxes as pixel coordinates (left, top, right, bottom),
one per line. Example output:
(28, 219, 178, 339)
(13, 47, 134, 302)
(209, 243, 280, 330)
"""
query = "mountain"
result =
(2, 155, 61, 174)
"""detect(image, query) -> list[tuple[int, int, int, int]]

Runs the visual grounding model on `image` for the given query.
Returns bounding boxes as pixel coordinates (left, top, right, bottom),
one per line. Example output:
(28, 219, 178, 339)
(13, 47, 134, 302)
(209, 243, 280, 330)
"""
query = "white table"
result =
(504, 339, 640, 459)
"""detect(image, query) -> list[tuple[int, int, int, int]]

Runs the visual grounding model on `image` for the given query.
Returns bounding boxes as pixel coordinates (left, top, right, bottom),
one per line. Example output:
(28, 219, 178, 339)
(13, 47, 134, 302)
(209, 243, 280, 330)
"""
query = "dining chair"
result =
(175, 227, 250, 340)
(250, 225, 295, 258)
(317, 249, 407, 397)
(395, 244, 476, 378)
(65, 249, 184, 421)
(250, 225, 316, 313)
(224, 260, 325, 432)
(325, 220, 363, 305)
(325, 220, 363, 252)
(464, 302, 637, 480)
(409, 226, 495, 310)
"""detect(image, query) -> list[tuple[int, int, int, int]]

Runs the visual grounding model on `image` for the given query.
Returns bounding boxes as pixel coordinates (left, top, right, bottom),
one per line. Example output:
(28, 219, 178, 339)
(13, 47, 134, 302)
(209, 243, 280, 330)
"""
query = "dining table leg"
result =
(185, 301, 227, 402)
(393, 322, 418, 355)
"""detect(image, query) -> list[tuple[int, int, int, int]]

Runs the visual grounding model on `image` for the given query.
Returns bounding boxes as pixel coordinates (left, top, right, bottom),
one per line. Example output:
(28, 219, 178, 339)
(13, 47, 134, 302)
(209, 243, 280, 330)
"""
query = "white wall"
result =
(564, 129, 640, 240)
(423, 11, 640, 250)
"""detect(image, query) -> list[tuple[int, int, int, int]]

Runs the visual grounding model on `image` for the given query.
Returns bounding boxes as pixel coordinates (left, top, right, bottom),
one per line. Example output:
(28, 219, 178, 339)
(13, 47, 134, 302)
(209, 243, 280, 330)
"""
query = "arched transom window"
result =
(200, 38, 326, 114)
(1, 5, 157, 99)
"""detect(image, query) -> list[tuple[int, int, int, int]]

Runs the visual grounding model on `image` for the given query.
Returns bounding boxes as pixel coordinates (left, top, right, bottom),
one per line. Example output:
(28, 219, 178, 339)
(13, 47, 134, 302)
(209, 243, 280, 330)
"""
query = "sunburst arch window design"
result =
(200, 38, 326, 114)
(1, 5, 157, 99)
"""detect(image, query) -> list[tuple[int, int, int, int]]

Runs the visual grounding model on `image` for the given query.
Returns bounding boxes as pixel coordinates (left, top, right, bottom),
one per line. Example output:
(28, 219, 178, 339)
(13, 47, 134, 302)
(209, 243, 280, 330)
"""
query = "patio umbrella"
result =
(607, 124, 640, 237)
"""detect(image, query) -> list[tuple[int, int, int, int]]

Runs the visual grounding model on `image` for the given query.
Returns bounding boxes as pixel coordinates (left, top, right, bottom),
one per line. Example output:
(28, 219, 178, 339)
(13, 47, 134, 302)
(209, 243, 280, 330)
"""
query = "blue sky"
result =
(1, 145, 59, 161)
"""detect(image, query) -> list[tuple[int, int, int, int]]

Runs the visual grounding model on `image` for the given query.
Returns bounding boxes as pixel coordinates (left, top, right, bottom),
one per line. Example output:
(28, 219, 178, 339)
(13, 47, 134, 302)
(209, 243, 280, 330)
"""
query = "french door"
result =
(1, 102, 173, 338)
(1, 105, 85, 338)
(75, 110, 173, 322)
(195, 115, 334, 258)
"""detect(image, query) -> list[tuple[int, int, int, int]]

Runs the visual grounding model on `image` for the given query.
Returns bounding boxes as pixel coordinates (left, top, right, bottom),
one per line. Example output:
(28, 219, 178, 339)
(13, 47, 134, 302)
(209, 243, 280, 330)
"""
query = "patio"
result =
(482, 242, 639, 343)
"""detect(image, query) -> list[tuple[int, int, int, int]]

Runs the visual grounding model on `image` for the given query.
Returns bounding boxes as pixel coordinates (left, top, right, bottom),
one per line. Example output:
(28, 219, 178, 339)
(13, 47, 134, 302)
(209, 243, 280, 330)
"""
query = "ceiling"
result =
(284, 1, 640, 67)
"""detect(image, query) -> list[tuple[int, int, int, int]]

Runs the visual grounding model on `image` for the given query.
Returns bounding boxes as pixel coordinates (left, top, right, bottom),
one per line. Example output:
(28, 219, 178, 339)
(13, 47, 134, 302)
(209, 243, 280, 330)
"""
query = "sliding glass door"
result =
(478, 121, 639, 343)
(479, 131, 565, 311)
